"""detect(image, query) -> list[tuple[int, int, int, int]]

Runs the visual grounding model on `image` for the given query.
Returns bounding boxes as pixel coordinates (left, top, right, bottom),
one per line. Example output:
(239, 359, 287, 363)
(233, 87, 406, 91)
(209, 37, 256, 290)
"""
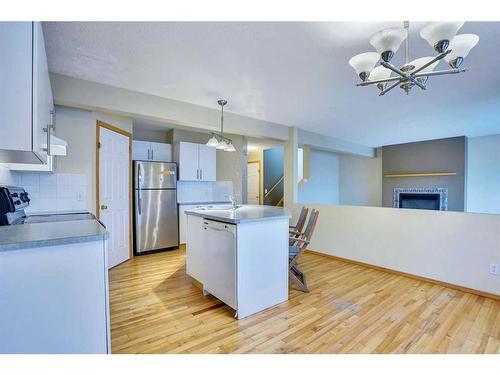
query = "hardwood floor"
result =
(109, 247, 500, 354)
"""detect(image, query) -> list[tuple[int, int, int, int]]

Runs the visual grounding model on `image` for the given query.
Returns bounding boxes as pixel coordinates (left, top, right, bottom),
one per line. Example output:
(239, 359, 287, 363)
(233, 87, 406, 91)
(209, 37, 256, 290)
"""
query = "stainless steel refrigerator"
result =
(133, 161, 179, 254)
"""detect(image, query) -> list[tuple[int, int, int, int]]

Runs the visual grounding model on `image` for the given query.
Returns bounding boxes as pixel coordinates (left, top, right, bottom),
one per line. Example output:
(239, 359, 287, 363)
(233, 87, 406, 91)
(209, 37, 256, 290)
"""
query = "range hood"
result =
(42, 135, 68, 156)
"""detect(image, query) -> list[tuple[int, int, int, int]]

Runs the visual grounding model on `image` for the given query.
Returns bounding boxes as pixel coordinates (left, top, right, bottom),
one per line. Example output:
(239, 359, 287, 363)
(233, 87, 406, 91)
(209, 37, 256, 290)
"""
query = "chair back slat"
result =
(295, 206, 309, 232)
(303, 209, 319, 241)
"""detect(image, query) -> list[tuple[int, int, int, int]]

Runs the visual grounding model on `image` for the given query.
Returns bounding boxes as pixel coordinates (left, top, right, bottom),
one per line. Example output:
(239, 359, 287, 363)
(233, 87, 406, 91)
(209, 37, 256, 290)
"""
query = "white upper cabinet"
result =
(150, 142, 172, 162)
(177, 142, 199, 181)
(198, 144, 216, 181)
(176, 141, 216, 181)
(33, 22, 54, 164)
(0, 22, 54, 164)
(132, 140, 151, 161)
(132, 140, 172, 162)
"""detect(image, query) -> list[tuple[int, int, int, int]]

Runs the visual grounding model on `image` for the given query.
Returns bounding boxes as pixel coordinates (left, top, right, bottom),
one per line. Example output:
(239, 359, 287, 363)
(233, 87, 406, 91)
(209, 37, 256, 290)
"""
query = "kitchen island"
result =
(185, 205, 291, 319)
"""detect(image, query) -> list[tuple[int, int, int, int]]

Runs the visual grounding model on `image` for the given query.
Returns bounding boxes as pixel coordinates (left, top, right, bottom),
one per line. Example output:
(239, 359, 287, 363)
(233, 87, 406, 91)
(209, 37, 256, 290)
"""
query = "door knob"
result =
(101, 204, 108, 210)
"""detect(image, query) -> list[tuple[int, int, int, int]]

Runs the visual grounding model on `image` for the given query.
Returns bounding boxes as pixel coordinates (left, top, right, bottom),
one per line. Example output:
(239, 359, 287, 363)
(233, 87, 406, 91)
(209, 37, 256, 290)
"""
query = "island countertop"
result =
(185, 204, 291, 224)
(0, 217, 108, 252)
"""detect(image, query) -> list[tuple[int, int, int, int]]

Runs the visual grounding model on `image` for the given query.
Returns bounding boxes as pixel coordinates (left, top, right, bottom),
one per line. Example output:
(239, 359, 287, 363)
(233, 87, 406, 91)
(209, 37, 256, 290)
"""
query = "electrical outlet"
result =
(490, 263, 499, 276)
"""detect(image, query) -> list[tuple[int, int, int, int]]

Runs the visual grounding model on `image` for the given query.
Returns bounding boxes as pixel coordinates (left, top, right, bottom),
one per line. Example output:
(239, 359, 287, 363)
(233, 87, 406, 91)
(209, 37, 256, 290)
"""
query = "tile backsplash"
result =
(16, 172, 88, 214)
(177, 181, 233, 204)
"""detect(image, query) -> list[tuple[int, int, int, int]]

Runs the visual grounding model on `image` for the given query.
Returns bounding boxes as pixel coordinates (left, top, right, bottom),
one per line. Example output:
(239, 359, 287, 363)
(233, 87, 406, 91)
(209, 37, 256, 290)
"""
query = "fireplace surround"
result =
(393, 188, 448, 211)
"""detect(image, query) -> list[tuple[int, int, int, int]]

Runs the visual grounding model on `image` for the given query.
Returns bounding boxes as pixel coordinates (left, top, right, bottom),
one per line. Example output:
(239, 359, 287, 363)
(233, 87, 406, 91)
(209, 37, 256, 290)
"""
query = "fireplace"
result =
(393, 188, 448, 211)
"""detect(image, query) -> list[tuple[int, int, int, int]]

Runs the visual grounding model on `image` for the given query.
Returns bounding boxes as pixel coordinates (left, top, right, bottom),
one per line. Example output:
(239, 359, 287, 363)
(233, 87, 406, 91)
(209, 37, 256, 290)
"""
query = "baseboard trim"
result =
(306, 249, 500, 302)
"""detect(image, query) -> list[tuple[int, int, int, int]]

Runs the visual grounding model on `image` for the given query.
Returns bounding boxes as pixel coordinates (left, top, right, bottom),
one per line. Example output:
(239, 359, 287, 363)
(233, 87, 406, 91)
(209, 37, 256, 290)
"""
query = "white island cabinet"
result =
(185, 205, 291, 319)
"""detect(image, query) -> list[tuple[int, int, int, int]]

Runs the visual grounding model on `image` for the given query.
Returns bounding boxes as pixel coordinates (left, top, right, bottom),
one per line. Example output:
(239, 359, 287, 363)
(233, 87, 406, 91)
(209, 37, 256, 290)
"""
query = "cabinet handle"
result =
(196, 169, 199, 180)
(147, 149, 151, 160)
(151, 149, 154, 160)
(43, 110, 55, 156)
(200, 169, 203, 180)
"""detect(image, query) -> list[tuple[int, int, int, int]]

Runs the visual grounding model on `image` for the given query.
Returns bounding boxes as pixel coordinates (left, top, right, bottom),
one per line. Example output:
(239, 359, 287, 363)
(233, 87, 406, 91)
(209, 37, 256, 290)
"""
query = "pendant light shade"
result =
(369, 65, 392, 81)
(420, 22, 464, 52)
(225, 142, 236, 152)
(409, 56, 440, 73)
(369, 27, 408, 62)
(444, 34, 479, 68)
(206, 135, 219, 147)
(216, 139, 228, 150)
(349, 52, 380, 81)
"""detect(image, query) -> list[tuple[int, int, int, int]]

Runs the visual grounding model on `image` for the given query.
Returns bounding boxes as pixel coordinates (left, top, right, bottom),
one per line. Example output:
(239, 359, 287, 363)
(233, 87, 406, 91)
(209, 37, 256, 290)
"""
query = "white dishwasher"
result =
(202, 219, 237, 310)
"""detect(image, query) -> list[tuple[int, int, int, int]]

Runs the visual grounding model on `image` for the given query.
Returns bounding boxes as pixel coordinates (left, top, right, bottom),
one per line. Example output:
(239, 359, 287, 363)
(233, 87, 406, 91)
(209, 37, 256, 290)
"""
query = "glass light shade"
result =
(206, 135, 219, 147)
(369, 27, 408, 55)
(444, 34, 479, 62)
(409, 56, 440, 73)
(420, 22, 464, 49)
(216, 139, 228, 150)
(225, 142, 236, 152)
(369, 65, 392, 81)
(349, 52, 380, 77)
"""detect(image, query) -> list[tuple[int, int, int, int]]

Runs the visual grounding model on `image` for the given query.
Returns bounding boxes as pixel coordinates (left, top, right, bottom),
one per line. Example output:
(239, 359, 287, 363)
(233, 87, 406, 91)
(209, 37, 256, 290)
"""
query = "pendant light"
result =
(206, 99, 236, 152)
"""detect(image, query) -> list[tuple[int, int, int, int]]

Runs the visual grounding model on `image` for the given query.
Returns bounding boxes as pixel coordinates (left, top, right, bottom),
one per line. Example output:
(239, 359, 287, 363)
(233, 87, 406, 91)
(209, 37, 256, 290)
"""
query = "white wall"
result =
(54, 106, 133, 214)
(285, 127, 500, 296)
(339, 148, 383, 207)
(467, 135, 500, 214)
(0, 166, 17, 186)
(298, 149, 339, 205)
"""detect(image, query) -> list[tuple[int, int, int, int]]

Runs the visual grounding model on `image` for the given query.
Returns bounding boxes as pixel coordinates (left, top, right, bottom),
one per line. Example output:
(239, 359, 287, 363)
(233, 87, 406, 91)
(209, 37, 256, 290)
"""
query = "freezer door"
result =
(135, 189, 179, 253)
(134, 161, 177, 189)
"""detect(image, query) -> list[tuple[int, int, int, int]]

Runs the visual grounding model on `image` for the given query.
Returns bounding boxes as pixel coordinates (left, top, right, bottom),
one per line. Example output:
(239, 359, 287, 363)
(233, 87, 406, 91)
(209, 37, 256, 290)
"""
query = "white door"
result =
(99, 127, 130, 269)
(247, 162, 260, 204)
(150, 142, 172, 162)
(198, 144, 216, 181)
(178, 142, 200, 181)
(132, 140, 151, 161)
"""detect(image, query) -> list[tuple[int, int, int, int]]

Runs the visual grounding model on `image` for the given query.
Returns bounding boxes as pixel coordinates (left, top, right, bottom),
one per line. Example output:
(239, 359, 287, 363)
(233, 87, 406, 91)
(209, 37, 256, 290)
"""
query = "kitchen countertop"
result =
(0, 217, 108, 252)
(178, 201, 232, 206)
(185, 204, 291, 224)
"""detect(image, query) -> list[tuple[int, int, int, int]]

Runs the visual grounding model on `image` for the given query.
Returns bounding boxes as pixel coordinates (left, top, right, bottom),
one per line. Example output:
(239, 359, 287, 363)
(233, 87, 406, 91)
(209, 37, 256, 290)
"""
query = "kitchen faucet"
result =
(226, 194, 237, 209)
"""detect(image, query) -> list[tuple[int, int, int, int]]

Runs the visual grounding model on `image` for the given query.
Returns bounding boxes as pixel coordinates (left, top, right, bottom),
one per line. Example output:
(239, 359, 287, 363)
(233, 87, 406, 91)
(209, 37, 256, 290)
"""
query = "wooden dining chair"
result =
(289, 209, 319, 293)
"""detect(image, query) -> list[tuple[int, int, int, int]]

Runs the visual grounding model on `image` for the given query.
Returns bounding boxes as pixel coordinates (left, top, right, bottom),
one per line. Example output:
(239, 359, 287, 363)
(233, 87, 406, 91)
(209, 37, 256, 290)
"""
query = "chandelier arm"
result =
(379, 79, 403, 96)
(381, 62, 426, 90)
(413, 68, 466, 78)
(356, 76, 402, 86)
(410, 50, 451, 75)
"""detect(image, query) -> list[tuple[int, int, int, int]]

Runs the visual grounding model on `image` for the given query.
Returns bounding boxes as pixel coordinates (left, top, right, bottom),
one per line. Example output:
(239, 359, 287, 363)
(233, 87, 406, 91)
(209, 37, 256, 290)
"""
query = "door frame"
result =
(247, 160, 262, 205)
(96, 120, 133, 260)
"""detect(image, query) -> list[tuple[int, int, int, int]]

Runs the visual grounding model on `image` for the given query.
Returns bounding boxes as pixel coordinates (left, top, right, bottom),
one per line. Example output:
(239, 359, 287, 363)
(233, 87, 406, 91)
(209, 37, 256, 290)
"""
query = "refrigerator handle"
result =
(138, 163, 143, 215)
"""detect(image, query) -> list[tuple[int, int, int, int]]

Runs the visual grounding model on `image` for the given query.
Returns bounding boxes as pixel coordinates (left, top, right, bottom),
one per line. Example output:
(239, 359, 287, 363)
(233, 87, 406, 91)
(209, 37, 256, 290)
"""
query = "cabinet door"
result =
(178, 142, 200, 181)
(132, 140, 151, 161)
(150, 142, 172, 162)
(198, 145, 216, 181)
(179, 205, 197, 244)
(185, 215, 204, 283)
(32, 22, 52, 164)
(0, 22, 33, 152)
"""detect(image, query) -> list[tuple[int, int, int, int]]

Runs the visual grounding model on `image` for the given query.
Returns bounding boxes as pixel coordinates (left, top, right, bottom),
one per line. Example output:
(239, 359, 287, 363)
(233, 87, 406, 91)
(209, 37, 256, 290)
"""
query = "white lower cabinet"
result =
(0, 240, 110, 354)
(185, 215, 204, 283)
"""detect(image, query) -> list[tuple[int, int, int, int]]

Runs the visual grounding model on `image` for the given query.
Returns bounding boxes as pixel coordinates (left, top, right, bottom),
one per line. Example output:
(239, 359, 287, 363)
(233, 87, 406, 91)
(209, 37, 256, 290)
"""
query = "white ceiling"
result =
(43, 22, 500, 147)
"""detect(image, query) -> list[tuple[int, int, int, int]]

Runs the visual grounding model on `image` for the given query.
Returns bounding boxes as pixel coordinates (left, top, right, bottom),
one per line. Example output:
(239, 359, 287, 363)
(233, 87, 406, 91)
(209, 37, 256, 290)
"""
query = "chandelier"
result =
(206, 99, 236, 152)
(349, 22, 479, 96)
